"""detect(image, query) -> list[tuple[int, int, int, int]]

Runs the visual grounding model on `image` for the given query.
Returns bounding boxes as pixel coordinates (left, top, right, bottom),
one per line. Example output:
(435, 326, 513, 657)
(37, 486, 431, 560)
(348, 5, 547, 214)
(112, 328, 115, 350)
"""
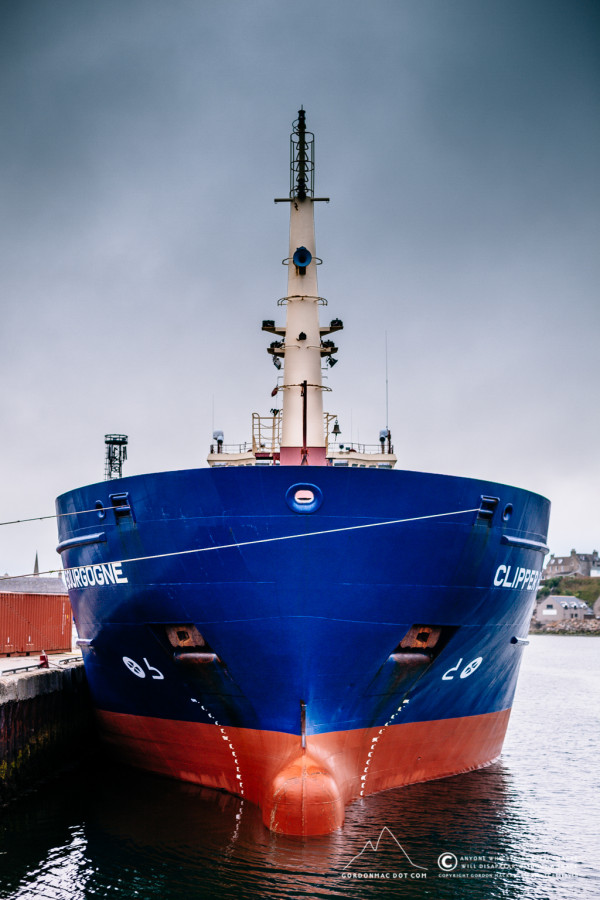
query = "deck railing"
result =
(252, 413, 282, 454)
(209, 414, 394, 459)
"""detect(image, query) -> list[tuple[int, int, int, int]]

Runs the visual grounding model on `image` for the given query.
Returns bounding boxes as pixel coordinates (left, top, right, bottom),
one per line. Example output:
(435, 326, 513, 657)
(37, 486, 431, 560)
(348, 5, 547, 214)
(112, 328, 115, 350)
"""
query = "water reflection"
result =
(2, 637, 599, 899)
(1, 757, 528, 900)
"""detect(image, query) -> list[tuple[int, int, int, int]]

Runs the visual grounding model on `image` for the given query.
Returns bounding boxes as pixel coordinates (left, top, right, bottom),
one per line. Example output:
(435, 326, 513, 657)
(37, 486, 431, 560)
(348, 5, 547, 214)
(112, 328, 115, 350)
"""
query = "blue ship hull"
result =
(56, 466, 549, 833)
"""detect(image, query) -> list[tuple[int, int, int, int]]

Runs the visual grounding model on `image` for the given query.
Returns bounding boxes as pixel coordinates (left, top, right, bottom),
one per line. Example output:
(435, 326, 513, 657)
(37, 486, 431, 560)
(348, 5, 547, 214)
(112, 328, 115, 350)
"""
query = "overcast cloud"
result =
(1, 0, 598, 574)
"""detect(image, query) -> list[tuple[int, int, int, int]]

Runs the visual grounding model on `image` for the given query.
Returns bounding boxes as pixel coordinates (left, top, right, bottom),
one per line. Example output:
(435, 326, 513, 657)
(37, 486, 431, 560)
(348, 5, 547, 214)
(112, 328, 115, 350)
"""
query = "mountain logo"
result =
(342, 826, 428, 871)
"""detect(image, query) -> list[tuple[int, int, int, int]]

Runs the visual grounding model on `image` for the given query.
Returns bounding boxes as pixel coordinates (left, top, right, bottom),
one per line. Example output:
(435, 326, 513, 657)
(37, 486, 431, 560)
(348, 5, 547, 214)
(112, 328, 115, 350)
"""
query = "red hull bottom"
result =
(96, 708, 511, 835)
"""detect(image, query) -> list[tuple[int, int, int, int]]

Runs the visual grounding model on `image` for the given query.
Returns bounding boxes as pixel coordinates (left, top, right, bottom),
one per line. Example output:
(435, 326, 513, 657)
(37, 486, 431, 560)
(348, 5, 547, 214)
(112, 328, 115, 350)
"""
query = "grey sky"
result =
(1, 0, 598, 574)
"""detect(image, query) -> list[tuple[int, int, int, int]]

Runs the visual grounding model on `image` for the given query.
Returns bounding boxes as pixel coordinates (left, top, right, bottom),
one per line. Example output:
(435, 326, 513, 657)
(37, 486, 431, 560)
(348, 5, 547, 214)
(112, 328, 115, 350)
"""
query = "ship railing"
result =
(327, 441, 395, 455)
(209, 442, 251, 455)
(252, 412, 282, 454)
(209, 418, 395, 462)
(327, 441, 394, 456)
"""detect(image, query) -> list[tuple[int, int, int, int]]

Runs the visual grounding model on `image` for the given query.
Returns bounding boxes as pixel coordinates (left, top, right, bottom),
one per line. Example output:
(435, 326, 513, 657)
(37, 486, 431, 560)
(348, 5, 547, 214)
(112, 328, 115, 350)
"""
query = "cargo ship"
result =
(56, 110, 550, 836)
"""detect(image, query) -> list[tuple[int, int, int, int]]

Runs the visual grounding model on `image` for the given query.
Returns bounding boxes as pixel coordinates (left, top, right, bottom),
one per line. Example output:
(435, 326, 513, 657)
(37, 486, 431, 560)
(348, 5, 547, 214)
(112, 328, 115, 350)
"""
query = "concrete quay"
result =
(0, 654, 93, 803)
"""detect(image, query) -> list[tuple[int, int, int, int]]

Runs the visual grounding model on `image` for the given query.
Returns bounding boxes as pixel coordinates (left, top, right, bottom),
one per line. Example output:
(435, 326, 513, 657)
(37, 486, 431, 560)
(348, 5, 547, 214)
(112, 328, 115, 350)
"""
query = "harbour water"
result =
(1, 635, 598, 899)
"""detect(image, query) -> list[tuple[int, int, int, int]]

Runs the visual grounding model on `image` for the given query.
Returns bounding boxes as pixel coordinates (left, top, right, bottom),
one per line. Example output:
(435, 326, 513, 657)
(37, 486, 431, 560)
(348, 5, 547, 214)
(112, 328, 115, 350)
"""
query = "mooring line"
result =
(0, 507, 479, 582)
(0, 507, 111, 527)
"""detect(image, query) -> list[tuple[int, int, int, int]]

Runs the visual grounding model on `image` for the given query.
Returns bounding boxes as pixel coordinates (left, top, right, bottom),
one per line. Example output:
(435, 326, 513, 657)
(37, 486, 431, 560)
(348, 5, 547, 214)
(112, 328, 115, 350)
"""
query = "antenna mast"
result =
(276, 109, 329, 465)
(264, 109, 341, 467)
(290, 107, 314, 200)
(385, 330, 389, 431)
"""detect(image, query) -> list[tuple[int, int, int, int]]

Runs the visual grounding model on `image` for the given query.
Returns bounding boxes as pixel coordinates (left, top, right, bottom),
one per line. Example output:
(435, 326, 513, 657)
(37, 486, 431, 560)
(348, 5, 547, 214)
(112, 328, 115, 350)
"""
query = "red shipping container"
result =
(0, 578, 72, 655)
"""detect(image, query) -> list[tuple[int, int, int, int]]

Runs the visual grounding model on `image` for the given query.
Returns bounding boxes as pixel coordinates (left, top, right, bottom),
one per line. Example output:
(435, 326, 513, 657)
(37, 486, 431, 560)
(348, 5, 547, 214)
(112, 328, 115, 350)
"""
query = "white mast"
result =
(274, 109, 332, 466)
(207, 109, 396, 471)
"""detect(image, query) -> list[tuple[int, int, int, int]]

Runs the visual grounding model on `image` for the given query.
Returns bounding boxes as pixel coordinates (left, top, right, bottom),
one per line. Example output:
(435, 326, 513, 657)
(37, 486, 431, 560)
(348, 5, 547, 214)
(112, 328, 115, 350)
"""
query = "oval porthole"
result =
(95, 500, 106, 520)
(502, 503, 513, 522)
(294, 489, 314, 504)
(285, 483, 323, 514)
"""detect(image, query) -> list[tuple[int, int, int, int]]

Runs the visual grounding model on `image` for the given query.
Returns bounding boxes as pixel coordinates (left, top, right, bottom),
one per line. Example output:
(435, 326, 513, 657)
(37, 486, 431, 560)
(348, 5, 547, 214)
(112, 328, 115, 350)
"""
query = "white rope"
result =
(0, 507, 110, 526)
(0, 507, 479, 582)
